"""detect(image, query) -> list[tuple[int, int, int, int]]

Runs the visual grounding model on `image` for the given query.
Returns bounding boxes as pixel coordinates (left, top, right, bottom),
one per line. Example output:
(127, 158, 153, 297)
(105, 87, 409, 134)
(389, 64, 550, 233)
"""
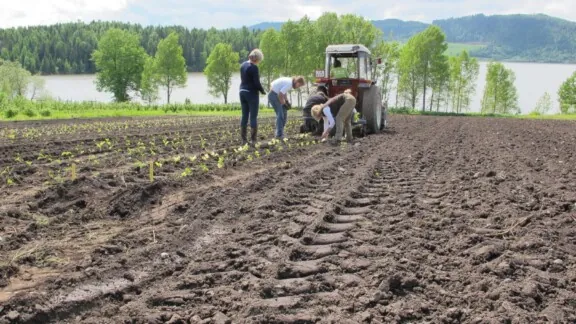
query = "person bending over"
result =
(268, 76, 305, 139)
(311, 89, 356, 144)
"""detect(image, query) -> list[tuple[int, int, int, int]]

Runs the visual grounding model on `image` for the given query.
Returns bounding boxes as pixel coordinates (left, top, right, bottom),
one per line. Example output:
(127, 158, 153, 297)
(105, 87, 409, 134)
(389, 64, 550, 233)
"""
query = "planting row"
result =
(0, 118, 313, 189)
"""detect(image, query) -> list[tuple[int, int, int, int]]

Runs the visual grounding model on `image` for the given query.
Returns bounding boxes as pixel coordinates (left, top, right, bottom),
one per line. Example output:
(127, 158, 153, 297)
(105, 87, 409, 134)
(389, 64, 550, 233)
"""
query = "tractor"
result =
(300, 44, 387, 137)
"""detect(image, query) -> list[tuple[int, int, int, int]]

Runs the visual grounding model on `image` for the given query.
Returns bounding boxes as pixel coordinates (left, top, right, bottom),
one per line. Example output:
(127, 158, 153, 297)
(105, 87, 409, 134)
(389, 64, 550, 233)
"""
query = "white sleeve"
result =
(280, 81, 292, 94)
(323, 107, 335, 129)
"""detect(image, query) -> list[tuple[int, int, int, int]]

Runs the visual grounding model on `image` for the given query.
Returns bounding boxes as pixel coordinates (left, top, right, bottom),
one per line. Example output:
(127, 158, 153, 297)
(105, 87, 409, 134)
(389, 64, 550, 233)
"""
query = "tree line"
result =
(1, 12, 576, 113)
(2, 13, 576, 77)
(0, 21, 259, 75)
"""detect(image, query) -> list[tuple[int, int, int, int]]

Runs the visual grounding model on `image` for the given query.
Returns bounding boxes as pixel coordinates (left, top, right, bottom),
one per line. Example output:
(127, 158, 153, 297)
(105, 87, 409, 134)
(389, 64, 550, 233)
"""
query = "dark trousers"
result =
(240, 90, 259, 128)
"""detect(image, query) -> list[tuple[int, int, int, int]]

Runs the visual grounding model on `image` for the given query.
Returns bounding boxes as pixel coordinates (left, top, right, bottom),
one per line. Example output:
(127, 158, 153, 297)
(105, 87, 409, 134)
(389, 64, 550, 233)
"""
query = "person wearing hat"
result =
(311, 89, 356, 144)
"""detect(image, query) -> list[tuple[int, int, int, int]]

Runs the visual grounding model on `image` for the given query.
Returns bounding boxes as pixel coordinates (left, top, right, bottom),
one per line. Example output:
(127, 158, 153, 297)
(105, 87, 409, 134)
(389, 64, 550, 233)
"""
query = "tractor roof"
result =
(325, 44, 371, 55)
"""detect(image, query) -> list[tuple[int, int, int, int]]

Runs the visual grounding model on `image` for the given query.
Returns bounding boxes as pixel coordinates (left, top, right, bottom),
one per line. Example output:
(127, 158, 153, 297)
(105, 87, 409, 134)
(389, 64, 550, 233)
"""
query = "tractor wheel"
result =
(362, 85, 382, 134)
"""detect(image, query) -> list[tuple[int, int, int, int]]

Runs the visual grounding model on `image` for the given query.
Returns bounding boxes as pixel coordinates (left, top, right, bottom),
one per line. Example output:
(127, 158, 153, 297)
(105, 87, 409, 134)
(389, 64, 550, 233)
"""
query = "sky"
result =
(0, 0, 575, 29)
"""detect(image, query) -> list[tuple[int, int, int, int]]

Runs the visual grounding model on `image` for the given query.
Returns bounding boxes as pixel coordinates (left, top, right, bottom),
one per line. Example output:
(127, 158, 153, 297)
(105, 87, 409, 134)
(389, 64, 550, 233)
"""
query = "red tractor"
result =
(300, 44, 387, 137)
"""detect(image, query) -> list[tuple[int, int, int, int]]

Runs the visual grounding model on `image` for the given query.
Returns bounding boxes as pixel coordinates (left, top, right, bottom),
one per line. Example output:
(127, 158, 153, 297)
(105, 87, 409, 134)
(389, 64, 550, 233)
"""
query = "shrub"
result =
(23, 109, 37, 117)
(4, 109, 17, 119)
(40, 110, 52, 117)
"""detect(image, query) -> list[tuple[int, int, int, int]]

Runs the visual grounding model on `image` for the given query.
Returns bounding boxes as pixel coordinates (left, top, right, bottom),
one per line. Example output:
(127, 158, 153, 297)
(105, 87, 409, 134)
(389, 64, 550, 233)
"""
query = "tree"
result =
(279, 21, 302, 76)
(531, 92, 553, 115)
(558, 71, 576, 113)
(428, 56, 450, 111)
(0, 60, 31, 98)
(140, 56, 160, 104)
(91, 28, 152, 102)
(204, 43, 239, 104)
(412, 26, 448, 112)
(449, 50, 479, 113)
(371, 41, 400, 105)
(340, 14, 382, 48)
(397, 38, 421, 109)
(153, 32, 187, 103)
(29, 75, 46, 100)
(481, 62, 519, 114)
(259, 29, 284, 90)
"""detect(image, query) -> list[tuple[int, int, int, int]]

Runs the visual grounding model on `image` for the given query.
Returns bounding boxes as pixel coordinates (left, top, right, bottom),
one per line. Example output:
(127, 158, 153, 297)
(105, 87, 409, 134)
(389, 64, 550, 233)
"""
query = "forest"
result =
(0, 21, 260, 75)
(1, 13, 576, 76)
(254, 13, 576, 64)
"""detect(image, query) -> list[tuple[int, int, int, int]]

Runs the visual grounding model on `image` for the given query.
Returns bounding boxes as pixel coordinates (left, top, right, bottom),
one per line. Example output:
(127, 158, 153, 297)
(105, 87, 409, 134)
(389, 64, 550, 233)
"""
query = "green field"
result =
(445, 42, 487, 56)
(0, 99, 280, 121)
(3, 99, 576, 122)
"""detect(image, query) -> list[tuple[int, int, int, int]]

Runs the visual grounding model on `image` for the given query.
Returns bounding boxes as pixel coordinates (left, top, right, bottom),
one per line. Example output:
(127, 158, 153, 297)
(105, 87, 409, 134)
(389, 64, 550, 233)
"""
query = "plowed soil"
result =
(1, 115, 576, 323)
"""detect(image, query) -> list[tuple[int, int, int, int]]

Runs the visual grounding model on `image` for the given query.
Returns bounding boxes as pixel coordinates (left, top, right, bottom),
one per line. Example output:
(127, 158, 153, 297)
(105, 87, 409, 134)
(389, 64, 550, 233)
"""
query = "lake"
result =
(41, 62, 576, 114)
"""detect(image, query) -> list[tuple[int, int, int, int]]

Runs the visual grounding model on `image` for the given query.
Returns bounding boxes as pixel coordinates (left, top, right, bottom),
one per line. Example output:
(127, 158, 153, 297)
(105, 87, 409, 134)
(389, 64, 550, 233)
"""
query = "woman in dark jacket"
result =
(239, 49, 266, 146)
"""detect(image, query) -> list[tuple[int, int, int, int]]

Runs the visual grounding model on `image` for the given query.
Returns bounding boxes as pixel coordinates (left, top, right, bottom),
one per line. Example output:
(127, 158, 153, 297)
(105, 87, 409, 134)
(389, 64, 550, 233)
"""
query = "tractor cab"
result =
(300, 44, 387, 137)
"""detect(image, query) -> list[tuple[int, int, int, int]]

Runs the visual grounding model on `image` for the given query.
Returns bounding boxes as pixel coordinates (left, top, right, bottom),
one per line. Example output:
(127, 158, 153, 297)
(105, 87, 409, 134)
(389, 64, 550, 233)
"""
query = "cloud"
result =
(0, 0, 575, 30)
(0, 0, 136, 28)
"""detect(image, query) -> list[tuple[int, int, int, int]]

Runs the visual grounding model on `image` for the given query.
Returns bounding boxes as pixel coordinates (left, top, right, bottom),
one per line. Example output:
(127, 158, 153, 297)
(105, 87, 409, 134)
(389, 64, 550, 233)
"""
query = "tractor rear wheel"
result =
(362, 85, 382, 134)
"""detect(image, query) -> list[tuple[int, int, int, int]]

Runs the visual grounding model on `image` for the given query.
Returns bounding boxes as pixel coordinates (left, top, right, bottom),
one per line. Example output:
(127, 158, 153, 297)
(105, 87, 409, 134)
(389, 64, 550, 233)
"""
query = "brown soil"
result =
(1, 115, 576, 323)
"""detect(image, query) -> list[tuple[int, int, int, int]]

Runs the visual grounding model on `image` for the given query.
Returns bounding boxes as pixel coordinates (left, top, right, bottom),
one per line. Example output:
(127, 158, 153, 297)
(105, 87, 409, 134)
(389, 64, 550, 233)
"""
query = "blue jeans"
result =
(268, 91, 287, 138)
(240, 90, 259, 128)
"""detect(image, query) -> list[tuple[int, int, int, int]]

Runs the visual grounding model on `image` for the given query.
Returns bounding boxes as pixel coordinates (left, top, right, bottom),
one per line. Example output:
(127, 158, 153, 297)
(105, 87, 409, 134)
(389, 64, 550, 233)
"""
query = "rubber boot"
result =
(241, 126, 248, 145)
(250, 126, 258, 147)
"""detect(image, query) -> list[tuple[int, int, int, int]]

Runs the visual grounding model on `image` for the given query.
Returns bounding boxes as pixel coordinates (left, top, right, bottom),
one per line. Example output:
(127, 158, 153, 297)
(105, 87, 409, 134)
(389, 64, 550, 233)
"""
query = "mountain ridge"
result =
(249, 13, 576, 63)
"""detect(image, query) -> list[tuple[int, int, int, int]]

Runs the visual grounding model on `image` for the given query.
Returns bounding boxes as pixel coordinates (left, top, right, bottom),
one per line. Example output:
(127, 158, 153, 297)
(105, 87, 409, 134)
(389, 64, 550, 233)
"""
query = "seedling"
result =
(181, 167, 193, 177)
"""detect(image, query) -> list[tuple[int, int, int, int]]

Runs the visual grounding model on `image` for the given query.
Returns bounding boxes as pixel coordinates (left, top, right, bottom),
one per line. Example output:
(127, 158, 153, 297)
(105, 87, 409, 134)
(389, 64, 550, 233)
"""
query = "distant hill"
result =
(249, 22, 284, 31)
(434, 14, 576, 63)
(250, 13, 576, 63)
(250, 19, 428, 41)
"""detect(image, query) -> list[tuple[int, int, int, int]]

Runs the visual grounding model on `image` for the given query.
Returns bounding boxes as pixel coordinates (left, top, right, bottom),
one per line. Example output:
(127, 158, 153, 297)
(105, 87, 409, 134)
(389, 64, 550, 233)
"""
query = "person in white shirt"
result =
(268, 76, 306, 139)
(311, 89, 356, 144)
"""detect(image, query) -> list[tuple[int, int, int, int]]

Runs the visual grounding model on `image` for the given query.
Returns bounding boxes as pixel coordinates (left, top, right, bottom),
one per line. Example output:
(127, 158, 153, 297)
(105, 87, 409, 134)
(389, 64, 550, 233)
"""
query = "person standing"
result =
(268, 76, 306, 139)
(311, 89, 356, 144)
(239, 49, 266, 146)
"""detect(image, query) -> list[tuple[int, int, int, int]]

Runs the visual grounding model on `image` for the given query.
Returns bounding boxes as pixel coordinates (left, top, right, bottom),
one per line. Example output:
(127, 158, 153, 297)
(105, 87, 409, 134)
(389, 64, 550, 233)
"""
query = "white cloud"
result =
(0, 0, 575, 29)
(0, 0, 136, 28)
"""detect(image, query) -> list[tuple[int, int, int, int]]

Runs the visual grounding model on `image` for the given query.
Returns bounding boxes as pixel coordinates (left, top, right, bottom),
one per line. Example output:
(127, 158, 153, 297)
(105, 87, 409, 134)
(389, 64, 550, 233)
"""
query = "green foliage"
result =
(0, 60, 32, 98)
(397, 26, 449, 111)
(92, 28, 148, 102)
(4, 109, 17, 119)
(449, 51, 480, 113)
(532, 92, 553, 115)
(0, 22, 259, 75)
(435, 14, 576, 63)
(258, 28, 284, 89)
(140, 56, 160, 104)
(445, 43, 486, 57)
(397, 37, 421, 109)
(204, 43, 239, 104)
(413, 26, 448, 112)
(2, 13, 576, 77)
(558, 72, 576, 114)
(372, 41, 400, 105)
(23, 108, 36, 117)
(153, 32, 187, 103)
(481, 62, 519, 114)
